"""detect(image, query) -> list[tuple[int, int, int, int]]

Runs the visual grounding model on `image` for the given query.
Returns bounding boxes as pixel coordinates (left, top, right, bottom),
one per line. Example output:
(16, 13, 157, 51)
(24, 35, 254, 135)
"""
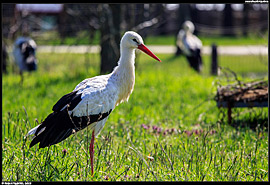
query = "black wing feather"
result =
(52, 91, 82, 112)
(29, 108, 112, 148)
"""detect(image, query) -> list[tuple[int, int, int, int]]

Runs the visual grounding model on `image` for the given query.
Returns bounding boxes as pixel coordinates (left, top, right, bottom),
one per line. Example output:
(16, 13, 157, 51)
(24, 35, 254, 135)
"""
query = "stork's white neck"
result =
(112, 47, 136, 106)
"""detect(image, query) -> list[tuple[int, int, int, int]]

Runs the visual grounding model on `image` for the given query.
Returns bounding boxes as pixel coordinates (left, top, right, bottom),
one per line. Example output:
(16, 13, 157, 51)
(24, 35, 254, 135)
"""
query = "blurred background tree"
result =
(2, 4, 268, 74)
(223, 4, 234, 37)
(99, 4, 121, 74)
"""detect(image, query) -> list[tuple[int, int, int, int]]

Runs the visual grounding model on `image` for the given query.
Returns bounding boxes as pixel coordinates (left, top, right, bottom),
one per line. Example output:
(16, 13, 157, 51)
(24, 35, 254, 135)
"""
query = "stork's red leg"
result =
(89, 130, 95, 176)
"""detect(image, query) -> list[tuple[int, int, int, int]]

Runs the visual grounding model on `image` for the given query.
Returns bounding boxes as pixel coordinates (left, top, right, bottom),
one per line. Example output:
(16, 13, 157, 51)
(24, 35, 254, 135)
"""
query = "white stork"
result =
(13, 37, 38, 83)
(177, 21, 203, 72)
(27, 31, 161, 176)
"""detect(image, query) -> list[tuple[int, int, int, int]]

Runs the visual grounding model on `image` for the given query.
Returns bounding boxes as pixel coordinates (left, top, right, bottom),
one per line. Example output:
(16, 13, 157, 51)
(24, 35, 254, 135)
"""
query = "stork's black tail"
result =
(186, 49, 203, 73)
(29, 109, 74, 148)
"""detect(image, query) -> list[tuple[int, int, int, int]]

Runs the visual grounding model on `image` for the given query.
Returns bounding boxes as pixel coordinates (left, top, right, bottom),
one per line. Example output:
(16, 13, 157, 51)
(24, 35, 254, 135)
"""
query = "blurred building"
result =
(2, 4, 64, 39)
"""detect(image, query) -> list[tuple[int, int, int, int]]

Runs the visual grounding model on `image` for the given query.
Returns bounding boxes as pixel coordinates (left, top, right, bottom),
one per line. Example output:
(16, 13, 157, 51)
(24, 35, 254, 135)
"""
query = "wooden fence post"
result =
(211, 44, 218, 75)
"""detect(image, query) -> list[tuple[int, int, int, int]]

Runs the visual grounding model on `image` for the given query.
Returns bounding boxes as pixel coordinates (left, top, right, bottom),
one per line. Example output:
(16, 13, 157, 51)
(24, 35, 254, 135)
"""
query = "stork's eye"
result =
(132, 38, 139, 44)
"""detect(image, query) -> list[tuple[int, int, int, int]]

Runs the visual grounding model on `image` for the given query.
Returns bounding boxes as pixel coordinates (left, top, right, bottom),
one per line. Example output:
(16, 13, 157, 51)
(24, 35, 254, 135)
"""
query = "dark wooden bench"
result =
(215, 80, 268, 124)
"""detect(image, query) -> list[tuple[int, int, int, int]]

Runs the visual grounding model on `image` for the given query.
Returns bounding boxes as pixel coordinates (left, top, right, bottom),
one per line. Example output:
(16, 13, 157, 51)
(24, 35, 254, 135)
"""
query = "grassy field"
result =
(2, 52, 268, 181)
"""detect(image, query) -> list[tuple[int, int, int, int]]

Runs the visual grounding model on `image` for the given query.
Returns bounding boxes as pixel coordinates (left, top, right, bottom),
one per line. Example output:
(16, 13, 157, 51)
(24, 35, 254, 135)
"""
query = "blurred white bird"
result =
(177, 21, 203, 72)
(27, 31, 161, 176)
(13, 37, 37, 83)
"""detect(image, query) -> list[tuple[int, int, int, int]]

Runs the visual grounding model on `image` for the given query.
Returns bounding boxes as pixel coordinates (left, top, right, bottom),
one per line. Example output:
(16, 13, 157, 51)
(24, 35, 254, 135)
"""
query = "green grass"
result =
(2, 52, 268, 181)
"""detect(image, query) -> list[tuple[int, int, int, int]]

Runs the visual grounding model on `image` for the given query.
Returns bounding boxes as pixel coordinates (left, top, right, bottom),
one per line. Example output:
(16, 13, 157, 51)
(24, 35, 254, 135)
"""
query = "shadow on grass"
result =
(221, 108, 268, 132)
(230, 116, 268, 132)
(219, 105, 268, 132)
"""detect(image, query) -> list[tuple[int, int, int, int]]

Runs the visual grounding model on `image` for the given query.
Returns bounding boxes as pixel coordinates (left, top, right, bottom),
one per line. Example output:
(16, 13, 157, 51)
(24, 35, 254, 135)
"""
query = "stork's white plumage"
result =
(27, 31, 161, 176)
(177, 21, 203, 72)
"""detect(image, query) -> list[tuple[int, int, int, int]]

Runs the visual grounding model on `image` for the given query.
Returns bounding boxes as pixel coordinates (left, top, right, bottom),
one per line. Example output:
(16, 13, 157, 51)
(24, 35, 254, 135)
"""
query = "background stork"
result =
(176, 21, 203, 73)
(13, 37, 38, 83)
(27, 31, 161, 176)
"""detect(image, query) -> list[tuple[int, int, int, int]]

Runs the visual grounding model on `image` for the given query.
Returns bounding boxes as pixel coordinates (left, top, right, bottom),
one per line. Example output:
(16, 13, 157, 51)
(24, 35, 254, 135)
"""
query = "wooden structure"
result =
(211, 44, 218, 75)
(215, 80, 268, 124)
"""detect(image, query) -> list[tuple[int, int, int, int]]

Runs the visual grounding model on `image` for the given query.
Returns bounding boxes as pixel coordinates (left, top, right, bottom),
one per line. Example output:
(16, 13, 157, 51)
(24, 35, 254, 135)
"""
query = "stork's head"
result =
(121, 31, 161, 62)
(182, 21, 195, 34)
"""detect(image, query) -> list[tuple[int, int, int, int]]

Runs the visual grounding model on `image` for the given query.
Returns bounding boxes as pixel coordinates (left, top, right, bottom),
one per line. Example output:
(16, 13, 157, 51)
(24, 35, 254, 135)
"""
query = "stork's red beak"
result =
(138, 44, 161, 62)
